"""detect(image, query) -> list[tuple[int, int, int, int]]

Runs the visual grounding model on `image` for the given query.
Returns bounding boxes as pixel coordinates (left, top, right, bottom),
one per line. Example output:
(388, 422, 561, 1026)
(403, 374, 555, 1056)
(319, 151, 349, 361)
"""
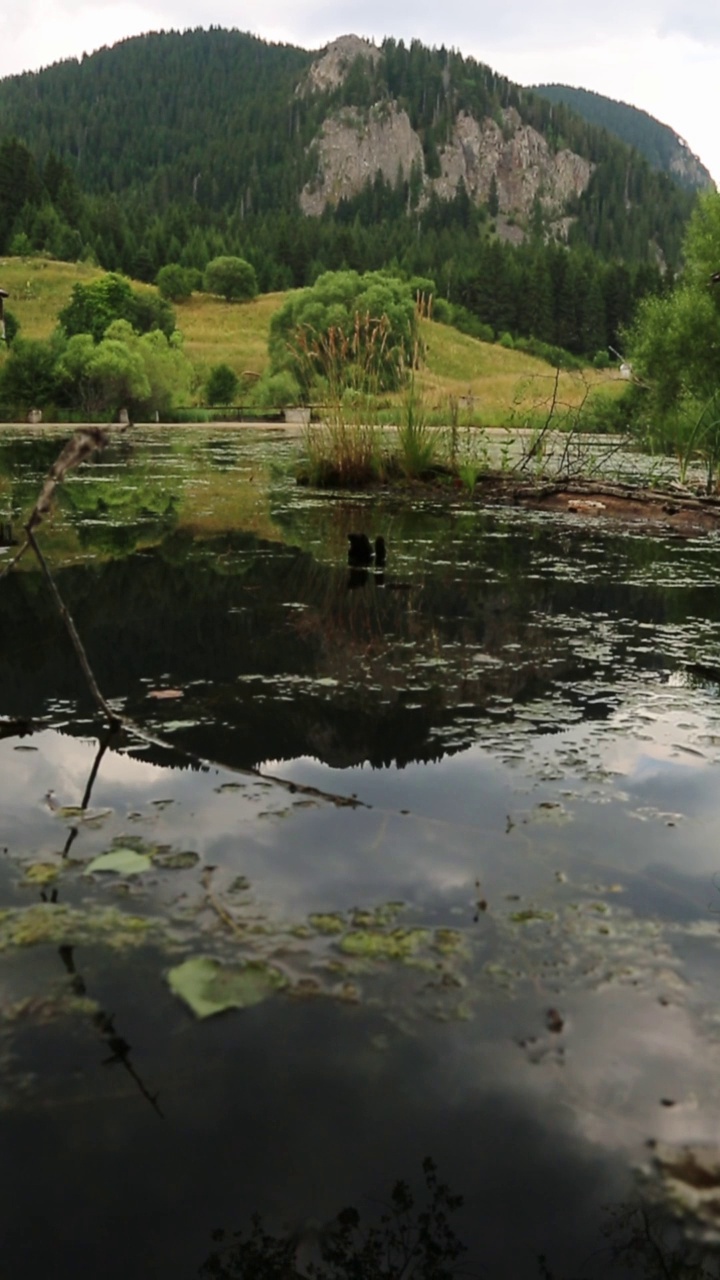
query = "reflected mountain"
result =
(2, 512, 718, 772)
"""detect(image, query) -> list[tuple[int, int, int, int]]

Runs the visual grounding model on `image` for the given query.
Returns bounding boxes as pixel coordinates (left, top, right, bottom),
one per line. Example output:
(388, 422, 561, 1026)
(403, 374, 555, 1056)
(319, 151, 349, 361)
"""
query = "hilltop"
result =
(531, 84, 713, 192)
(0, 29, 699, 359)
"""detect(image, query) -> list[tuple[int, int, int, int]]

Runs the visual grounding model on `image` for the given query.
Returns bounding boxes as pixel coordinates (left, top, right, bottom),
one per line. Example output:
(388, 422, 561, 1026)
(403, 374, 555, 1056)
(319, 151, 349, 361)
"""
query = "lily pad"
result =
(84, 848, 152, 876)
(167, 955, 287, 1018)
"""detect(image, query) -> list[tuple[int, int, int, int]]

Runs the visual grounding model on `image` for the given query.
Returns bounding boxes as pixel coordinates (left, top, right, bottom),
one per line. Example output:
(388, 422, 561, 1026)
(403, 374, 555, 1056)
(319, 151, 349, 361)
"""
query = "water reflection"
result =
(4, 430, 720, 1277)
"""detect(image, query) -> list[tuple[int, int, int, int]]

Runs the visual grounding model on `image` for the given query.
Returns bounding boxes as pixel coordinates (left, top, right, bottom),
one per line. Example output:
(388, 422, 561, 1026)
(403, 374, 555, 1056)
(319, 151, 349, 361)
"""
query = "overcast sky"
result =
(1, 0, 719, 184)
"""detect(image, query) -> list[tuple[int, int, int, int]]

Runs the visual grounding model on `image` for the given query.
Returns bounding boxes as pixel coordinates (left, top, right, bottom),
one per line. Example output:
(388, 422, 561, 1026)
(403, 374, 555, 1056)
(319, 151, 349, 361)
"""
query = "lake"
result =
(2, 425, 720, 1278)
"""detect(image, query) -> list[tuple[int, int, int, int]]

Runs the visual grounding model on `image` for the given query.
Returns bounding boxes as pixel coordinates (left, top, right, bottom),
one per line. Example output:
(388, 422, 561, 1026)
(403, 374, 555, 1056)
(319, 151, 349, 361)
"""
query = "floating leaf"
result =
(84, 848, 152, 876)
(167, 955, 287, 1018)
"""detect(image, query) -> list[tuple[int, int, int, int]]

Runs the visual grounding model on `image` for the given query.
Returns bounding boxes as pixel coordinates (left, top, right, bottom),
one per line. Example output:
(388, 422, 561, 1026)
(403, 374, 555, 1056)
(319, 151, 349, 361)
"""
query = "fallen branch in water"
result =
(26, 526, 122, 727)
(1, 427, 123, 726)
(1, 425, 369, 811)
(1, 427, 113, 585)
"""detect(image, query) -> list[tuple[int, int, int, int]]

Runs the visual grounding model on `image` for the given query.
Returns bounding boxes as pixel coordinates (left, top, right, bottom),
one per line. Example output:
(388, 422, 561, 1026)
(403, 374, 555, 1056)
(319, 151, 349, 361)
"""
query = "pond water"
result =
(3, 427, 720, 1278)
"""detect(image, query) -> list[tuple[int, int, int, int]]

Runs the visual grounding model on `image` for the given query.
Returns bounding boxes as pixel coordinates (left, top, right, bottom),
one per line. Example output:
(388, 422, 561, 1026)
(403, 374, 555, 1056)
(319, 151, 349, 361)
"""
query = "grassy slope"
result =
(0, 256, 625, 421)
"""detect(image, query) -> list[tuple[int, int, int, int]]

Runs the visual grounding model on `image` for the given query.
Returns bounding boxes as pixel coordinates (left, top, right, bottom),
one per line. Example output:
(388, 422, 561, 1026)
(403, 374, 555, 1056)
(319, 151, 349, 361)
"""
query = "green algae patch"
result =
(308, 912, 346, 935)
(509, 908, 556, 925)
(350, 903, 405, 929)
(339, 927, 430, 961)
(0, 903, 159, 951)
(432, 928, 466, 956)
(167, 955, 287, 1019)
(152, 849, 200, 870)
(4, 991, 101, 1026)
(22, 862, 60, 885)
(84, 849, 152, 876)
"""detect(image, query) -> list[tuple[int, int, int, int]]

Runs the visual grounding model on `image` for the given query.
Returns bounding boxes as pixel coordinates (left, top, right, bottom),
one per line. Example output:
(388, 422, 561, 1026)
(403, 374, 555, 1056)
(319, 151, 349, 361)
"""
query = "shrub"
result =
(59, 273, 175, 341)
(203, 256, 258, 302)
(205, 363, 239, 406)
(269, 269, 419, 398)
(156, 263, 196, 303)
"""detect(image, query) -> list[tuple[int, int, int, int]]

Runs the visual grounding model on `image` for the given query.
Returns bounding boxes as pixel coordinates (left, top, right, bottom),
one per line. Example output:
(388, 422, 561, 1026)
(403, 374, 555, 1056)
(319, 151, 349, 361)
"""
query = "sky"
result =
(1, 0, 719, 184)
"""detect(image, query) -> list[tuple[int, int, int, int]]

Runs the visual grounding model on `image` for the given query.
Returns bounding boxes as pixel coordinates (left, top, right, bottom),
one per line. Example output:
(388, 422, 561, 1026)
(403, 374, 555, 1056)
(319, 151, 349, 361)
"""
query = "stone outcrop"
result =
(668, 137, 714, 191)
(435, 108, 592, 219)
(301, 35, 380, 96)
(299, 96, 594, 231)
(300, 103, 423, 217)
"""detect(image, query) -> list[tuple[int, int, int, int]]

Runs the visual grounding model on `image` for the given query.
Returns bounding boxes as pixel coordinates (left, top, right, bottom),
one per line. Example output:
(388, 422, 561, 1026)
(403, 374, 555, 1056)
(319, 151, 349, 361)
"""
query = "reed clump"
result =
(295, 313, 392, 487)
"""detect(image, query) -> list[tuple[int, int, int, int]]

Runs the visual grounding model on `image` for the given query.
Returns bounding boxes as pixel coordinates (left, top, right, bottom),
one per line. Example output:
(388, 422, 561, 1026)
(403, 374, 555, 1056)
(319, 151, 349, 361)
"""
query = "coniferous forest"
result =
(0, 28, 703, 358)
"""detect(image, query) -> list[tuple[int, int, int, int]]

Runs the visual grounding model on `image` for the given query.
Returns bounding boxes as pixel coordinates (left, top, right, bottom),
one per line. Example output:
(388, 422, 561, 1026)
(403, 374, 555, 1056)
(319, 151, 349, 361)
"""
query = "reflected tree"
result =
(539, 1200, 720, 1279)
(200, 1157, 468, 1279)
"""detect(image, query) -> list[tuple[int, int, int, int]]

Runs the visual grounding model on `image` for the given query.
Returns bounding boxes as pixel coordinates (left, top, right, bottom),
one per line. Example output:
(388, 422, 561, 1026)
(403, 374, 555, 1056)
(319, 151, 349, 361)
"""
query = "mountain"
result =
(530, 84, 713, 192)
(0, 30, 701, 358)
(0, 31, 694, 247)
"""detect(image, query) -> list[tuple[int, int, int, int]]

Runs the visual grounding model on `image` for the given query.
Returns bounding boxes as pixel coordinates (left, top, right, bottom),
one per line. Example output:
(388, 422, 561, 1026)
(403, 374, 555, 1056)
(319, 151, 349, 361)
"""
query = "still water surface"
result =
(2, 428, 720, 1277)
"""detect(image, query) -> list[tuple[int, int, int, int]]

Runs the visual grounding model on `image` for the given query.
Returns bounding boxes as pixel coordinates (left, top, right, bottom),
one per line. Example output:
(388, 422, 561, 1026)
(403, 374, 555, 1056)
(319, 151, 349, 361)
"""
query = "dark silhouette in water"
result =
(347, 567, 369, 590)
(347, 533, 387, 567)
(347, 533, 373, 565)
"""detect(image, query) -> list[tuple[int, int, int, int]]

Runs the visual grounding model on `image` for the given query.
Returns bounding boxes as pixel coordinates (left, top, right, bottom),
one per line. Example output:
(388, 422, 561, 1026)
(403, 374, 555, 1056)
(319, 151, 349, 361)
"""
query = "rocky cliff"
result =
(299, 38, 594, 236)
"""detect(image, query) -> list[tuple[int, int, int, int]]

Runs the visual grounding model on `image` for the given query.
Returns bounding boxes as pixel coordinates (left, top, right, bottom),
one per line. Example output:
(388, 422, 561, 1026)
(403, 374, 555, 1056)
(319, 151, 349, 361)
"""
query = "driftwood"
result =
(467, 473, 720, 534)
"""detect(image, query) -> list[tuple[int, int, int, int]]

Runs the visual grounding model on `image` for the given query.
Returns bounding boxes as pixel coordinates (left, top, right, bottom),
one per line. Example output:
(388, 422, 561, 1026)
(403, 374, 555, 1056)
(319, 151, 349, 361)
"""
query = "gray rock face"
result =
(301, 35, 380, 96)
(299, 93, 594, 231)
(435, 108, 592, 218)
(300, 103, 423, 217)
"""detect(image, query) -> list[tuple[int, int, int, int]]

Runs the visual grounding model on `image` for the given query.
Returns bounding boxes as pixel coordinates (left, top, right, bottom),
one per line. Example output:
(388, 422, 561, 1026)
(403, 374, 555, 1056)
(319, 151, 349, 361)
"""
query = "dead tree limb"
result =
(25, 526, 122, 727)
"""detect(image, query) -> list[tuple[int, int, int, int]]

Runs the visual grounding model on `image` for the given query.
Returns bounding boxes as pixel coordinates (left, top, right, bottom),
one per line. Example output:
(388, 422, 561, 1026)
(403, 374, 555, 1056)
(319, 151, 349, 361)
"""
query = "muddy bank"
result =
(471, 474, 720, 536)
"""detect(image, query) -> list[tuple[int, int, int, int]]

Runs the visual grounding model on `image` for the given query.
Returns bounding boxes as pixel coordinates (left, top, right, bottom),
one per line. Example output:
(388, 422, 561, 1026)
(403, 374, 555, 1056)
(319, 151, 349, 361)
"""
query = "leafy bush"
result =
(55, 319, 192, 418)
(203, 256, 258, 302)
(512, 336, 583, 369)
(248, 370, 301, 412)
(205, 363, 239, 406)
(156, 263, 196, 302)
(59, 272, 175, 341)
(269, 269, 419, 398)
(2, 309, 19, 346)
(0, 335, 64, 411)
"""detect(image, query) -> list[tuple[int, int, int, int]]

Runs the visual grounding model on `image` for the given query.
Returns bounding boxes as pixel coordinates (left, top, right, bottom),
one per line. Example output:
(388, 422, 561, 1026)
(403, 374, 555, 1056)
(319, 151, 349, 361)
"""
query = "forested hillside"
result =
(0, 28, 701, 359)
(531, 84, 712, 191)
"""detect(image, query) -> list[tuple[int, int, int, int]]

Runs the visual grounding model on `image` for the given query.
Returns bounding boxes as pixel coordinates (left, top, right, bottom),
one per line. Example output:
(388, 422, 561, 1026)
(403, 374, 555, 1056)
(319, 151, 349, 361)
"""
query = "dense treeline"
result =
(0, 28, 694, 259)
(0, 28, 694, 358)
(0, 134, 666, 358)
(531, 84, 712, 190)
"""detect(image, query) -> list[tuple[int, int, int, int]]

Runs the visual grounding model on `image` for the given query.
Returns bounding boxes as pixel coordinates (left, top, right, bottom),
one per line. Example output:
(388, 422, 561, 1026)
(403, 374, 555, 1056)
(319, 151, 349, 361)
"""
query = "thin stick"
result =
(0, 538, 30, 581)
(25, 526, 121, 728)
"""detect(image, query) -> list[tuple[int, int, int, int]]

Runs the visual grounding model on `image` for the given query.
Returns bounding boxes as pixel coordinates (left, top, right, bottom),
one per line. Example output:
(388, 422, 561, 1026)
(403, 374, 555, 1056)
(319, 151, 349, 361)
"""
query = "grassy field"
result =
(0, 255, 627, 423)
